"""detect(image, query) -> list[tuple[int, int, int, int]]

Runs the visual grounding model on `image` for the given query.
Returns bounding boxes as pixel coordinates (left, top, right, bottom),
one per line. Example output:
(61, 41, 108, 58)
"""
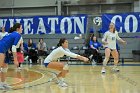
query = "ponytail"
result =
(113, 28, 115, 33)
(12, 23, 21, 33)
(57, 38, 67, 47)
(57, 43, 61, 47)
(9, 27, 14, 33)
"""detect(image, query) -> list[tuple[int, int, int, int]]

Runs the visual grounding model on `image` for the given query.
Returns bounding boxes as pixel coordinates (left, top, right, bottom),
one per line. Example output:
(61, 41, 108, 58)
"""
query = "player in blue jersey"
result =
(0, 26, 10, 64)
(0, 23, 23, 90)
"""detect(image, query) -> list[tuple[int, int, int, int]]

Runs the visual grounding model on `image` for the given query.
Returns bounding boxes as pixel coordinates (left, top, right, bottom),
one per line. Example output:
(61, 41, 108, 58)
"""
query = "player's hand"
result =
(8, 51, 12, 54)
(83, 57, 89, 62)
(21, 50, 23, 53)
(122, 41, 127, 45)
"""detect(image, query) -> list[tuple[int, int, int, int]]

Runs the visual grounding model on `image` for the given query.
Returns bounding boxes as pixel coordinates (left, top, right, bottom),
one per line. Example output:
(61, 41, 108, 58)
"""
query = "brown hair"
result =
(57, 38, 67, 47)
(10, 23, 21, 33)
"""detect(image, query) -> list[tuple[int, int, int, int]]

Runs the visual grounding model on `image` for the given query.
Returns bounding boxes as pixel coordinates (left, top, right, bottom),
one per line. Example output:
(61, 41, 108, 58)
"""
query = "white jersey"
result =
(0, 32, 8, 40)
(44, 46, 78, 63)
(102, 31, 121, 49)
(16, 37, 23, 48)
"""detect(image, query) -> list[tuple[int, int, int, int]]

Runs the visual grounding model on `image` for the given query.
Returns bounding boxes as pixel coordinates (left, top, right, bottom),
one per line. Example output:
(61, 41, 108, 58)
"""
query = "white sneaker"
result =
(89, 55, 93, 61)
(112, 67, 120, 72)
(48, 75, 59, 83)
(18, 67, 22, 70)
(0, 84, 5, 90)
(15, 67, 22, 72)
(92, 59, 96, 66)
(24, 56, 29, 61)
(29, 59, 32, 64)
(3, 83, 11, 89)
(49, 73, 59, 83)
(48, 78, 54, 82)
(54, 79, 60, 84)
(101, 68, 106, 74)
(116, 67, 120, 72)
(58, 81, 68, 87)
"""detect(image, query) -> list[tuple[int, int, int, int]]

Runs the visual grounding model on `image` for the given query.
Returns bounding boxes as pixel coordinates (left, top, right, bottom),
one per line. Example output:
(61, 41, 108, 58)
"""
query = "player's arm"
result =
(76, 55, 89, 62)
(62, 48, 88, 62)
(116, 32, 127, 44)
(102, 32, 108, 45)
(12, 45, 18, 66)
(20, 37, 24, 53)
(12, 36, 22, 66)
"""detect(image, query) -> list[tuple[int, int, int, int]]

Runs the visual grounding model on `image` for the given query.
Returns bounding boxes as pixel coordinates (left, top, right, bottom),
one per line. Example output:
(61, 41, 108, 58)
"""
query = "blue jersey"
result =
(0, 31, 21, 53)
(89, 40, 102, 49)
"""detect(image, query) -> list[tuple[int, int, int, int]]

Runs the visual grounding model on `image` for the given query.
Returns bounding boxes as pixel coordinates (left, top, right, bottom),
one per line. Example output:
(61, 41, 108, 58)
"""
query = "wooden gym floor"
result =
(0, 62, 140, 93)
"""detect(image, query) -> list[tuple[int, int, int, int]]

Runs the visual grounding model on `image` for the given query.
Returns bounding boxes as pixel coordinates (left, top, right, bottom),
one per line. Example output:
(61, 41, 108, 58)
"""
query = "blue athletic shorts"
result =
(44, 63, 50, 67)
(0, 46, 6, 53)
(5, 51, 11, 64)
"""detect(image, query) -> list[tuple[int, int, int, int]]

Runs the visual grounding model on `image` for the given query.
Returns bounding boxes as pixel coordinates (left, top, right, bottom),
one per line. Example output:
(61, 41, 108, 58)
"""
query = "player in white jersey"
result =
(101, 22, 126, 73)
(44, 38, 89, 87)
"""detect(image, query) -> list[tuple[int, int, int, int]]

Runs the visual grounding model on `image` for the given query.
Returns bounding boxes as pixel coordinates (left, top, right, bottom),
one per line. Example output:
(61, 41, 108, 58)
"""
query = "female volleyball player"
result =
(0, 23, 23, 89)
(44, 38, 89, 87)
(101, 22, 126, 73)
(0, 27, 10, 65)
(0, 26, 11, 89)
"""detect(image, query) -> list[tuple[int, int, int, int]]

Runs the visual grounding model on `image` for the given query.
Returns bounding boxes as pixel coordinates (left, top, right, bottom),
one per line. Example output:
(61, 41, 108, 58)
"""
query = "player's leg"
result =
(111, 49, 119, 72)
(1, 51, 11, 89)
(46, 62, 68, 77)
(0, 53, 6, 89)
(45, 62, 69, 87)
(101, 48, 111, 73)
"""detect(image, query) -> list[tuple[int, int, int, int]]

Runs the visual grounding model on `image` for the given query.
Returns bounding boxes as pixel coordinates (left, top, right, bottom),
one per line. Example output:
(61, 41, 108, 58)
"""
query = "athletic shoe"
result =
(2, 83, 11, 89)
(101, 68, 106, 74)
(24, 56, 29, 61)
(115, 67, 120, 72)
(0, 83, 11, 90)
(48, 78, 54, 82)
(112, 67, 120, 72)
(48, 73, 59, 83)
(92, 59, 96, 66)
(15, 67, 22, 72)
(89, 55, 93, 61)
(0, 84, 5, 90)
(18, 67, 22, 70)
(54, 79, 60, 84)
(58, 81, 68, 87)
